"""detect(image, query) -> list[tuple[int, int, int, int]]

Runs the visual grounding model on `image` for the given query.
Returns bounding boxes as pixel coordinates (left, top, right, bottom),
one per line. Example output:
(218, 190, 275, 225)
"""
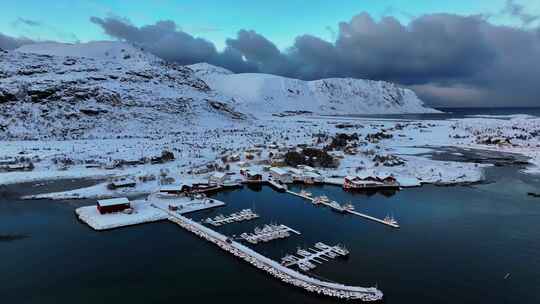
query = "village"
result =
(2, 113, 539, 302)
(71, 160, 398, 302)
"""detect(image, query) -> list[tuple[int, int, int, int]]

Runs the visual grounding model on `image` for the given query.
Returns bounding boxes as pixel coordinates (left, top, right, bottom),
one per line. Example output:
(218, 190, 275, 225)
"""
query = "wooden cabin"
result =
(97, 197, 131, 214)
(269, 167, 293, 184)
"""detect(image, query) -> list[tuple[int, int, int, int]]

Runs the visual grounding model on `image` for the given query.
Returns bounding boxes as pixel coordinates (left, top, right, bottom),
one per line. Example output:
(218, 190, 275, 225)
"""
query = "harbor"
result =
(4, 163, 540, 304)
(166, 210, 383, 301)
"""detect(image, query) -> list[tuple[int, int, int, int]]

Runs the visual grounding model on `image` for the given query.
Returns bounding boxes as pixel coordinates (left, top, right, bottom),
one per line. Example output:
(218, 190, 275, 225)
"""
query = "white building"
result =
(209, 172, 228, 184)
(270, 167, 293, 184)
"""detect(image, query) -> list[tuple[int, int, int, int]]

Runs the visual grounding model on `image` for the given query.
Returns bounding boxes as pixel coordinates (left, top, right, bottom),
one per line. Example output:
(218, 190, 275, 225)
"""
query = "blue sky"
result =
(2, 0, 538, 49)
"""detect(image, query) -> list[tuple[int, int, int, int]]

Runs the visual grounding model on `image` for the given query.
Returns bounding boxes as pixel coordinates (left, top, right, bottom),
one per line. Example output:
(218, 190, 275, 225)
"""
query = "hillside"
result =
(0, 42, 243, 140)
(189, 64, 439, 116)
(0, 41, 438, 140)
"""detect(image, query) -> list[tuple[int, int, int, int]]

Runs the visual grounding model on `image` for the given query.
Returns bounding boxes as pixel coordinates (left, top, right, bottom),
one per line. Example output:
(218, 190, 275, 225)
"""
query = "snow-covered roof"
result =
(353, 169, 376, 179)
(304, 171, 321, 178)
(288, 168, 303, 175)
(97, 197, 130, 207)
(299, 165, 315, 172)
(159, 185, 184, 192)
(210, 172, 227, 179)
(270, 167, 289, 176)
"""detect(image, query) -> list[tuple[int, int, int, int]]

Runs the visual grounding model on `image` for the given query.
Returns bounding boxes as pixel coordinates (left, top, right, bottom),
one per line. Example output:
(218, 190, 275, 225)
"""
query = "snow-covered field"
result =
(75, 200, 168, 230)
(1, 41, 539, 200)
(75, 195, 226, 230)
(5, 113, 537, 201)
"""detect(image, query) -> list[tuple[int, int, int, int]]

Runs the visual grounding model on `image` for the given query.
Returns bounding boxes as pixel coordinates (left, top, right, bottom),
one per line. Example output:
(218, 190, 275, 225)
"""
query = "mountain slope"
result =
(189, 64, 439, 116)
(0, 42, 243, 140)
(0, 41, 439, 140)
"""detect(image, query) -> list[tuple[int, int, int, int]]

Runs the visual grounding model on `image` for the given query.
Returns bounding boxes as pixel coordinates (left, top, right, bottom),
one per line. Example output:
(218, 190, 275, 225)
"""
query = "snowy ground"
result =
(75, 200, 168, 231)
(75, 196, 226, 230)
(3, 114, 539, 200)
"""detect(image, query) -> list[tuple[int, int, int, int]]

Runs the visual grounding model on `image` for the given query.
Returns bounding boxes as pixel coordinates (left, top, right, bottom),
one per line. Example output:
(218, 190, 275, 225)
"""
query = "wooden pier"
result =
(285, 190, 400, 229)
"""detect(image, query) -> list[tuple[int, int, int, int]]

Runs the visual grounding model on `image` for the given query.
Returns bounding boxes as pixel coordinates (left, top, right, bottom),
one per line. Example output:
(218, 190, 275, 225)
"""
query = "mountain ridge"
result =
(0, 41, 439, 140)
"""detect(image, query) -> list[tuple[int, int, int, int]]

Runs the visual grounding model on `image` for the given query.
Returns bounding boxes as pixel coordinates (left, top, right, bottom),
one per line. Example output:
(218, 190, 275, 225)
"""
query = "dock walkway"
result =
(285, 190, 400, 228)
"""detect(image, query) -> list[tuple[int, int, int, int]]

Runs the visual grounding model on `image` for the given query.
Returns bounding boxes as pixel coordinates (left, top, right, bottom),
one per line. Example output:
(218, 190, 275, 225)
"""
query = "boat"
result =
(333, 245, 350, 256)
(383, 215, 399, 226)
(299, 190, 312, 197)
(328, 201, 345, 213)
(342, 202, 355, 211)
(315, 195, 330, 203)
(528, 192, 540, 198)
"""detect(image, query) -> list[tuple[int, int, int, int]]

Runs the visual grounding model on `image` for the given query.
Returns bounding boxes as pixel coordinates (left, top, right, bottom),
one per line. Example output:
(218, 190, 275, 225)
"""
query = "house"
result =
(109, 177, 136, 189)
(159, 184, 191, 194)
(209, 171, 228, 184)
(298, 165, 317, 173)
(97, 197, 131, 214)
(0, 163, 34, 172)
(288, 168, 304, 183)
(343, 171, 399, 190)
(270, 167, 293, 184)
(344, 175, 382, 189)
(230, 154, 241, 162)
(241, 169, 263, 183)
(303, 171, 324, 184)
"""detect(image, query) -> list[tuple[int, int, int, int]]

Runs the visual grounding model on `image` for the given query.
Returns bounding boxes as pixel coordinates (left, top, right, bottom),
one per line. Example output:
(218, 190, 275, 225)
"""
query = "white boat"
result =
(299, 190, 313, 197)
(319, 195, 330, 203)
(342, 202, 355, 211)
(383, 215, 399, 226)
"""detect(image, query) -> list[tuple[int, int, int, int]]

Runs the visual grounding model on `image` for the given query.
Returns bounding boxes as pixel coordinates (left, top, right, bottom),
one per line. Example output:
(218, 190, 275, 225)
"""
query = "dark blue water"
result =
(347, 107, 540, 120)
(1, 163, 540, 303)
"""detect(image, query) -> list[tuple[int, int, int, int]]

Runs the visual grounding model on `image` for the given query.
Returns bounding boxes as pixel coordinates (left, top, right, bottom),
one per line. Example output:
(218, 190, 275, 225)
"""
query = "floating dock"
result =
(281, 242, 349, 271)
(204, 209, 259, 227)
(240, 224, 300, 244)
(165, 210, 383, 301)
(285, 190, 400, 228)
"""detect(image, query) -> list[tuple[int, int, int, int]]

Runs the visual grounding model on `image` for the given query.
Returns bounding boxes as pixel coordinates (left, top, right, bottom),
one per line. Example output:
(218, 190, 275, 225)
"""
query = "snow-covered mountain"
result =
(189, 63, 439, 116)
(0, 41, 438, 140)
(0, 42, 243, 140)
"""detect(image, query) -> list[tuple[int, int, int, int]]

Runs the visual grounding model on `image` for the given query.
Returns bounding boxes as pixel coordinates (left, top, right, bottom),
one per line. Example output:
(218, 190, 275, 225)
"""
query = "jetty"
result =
(281, 242, 350, 271)
(268, 179, 288, 192)
(286, 190, 400, 228)
(203, 209, 259, 227)
(240, 224, 301, 244)
(166, 210, 383, 301)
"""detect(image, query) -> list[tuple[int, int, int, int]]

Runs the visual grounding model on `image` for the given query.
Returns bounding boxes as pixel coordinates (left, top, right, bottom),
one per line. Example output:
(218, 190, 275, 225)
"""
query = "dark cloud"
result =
(90, 16, 218, 65)
(88, 13, 540, 107)
(0, 33, 33, 50)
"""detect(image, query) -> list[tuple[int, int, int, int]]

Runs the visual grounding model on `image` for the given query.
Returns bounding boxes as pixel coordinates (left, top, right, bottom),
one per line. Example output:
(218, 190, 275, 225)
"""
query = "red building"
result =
(97, 197, 131, 214)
